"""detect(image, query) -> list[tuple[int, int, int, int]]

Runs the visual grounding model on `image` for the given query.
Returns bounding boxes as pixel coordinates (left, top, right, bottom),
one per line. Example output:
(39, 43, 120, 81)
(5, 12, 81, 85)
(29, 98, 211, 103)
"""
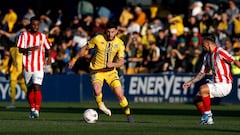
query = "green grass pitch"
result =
(0, 101, 239, 135)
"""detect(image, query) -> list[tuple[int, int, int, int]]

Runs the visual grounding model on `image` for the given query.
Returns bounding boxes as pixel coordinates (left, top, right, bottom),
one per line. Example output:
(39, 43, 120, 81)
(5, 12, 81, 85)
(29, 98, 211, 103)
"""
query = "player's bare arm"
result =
(233, 59, 240, 68)
(182, 72, 205, 89)
(106, 57, 124, 68)
(46, 49, 52, 65)
(68, 45, 89, 68)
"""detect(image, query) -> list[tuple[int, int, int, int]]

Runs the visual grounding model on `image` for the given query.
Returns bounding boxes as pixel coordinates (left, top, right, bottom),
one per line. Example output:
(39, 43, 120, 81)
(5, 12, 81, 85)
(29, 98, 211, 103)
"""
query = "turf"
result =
(0, 102, 239, 135)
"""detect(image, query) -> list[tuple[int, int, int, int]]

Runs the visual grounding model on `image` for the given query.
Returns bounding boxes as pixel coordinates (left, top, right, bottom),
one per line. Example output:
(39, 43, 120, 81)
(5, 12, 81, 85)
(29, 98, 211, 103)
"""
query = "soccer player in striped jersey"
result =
(17, 16, 52, 118)
(182, 34, 240, 125)
(69, 21, 135, 123)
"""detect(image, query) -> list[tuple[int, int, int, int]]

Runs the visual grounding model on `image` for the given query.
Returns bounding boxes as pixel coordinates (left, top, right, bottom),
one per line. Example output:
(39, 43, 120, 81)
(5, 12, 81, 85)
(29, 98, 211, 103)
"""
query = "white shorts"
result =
(23, 69, 44, 86)
(197, 82, 232, 98)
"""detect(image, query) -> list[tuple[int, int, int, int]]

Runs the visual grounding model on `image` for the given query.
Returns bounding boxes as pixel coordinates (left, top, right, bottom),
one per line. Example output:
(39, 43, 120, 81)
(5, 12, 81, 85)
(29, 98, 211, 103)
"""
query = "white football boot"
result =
(99, 102, 111, 116)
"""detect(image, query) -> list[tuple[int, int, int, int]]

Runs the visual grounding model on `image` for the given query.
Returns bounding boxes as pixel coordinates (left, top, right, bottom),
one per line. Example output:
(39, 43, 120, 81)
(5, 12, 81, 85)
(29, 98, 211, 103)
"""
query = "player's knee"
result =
(110, 80, 121, 89)
(93, 82, 103, 95)
(34, 84, 41, 91)
(10, 81, 17, 87)
(199, 85, 209, 96)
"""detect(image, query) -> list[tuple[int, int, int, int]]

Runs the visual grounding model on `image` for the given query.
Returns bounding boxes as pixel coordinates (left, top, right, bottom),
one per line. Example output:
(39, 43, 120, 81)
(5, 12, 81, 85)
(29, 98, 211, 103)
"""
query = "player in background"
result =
(17, 16, 52, 118)
(69, 21, 135, 123)
(7, 43, 28, 108)
(0, 28, 28, 109)
(231, 47, 240, 74)
(182, 34, 240, 125)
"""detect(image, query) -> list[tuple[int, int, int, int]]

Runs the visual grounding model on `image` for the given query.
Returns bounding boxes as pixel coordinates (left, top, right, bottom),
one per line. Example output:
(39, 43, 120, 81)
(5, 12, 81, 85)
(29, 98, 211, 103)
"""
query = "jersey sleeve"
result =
(88, 35, 98, 49)
(17, 32, 25, 48)
(43, 34, 52, 50)
(218, 49, 235, 63)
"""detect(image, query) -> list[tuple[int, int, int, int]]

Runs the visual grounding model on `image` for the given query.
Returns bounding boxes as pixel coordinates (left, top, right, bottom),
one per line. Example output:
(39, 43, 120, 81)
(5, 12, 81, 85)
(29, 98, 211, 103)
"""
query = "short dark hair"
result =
(106, 21, 118, 29)
(30, 16, 39, 22)
(229, 0, 236, 4)
(203, 34, 215, 42)
(158, 29, 165, 33)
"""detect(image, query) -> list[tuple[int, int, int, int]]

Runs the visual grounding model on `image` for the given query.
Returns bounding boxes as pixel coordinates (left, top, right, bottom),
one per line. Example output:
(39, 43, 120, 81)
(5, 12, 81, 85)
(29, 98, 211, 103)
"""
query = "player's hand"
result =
(0, 30, 5, 35)
(182, 81, 192, 90)
(106, 62, 114, 68)
(34, 46, 41, 50)
(27, 46, 40, 51)
(46, 58, 52, 65)
(68, 60, 76, 69)
(68, 57, 78, 69)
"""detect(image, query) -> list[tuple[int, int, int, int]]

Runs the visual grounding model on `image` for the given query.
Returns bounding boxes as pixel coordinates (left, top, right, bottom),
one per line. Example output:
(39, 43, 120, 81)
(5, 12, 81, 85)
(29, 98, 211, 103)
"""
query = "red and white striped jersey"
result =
(17, 31, 52, 72)
(200, 46, 235, 83)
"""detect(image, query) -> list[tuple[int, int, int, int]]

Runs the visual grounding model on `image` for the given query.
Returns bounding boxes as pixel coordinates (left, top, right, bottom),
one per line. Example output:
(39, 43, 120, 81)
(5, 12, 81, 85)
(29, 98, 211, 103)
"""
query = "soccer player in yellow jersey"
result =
(6, 46, 27, 108)
(0, 29, 28, 109)
(69, 21, 135, 123)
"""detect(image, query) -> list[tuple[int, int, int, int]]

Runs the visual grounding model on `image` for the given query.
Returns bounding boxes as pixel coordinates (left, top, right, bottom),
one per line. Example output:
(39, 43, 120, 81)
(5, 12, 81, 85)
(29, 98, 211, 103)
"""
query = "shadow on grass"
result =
(1, 106, 240, 117)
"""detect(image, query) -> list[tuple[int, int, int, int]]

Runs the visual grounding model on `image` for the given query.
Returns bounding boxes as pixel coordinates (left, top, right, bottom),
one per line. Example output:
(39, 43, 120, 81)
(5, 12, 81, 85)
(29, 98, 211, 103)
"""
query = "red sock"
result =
(35, 91, 42, 111)
(27, 90, 35, 109)
(202, 95, 211, 112)
(196, 103, 205, 115)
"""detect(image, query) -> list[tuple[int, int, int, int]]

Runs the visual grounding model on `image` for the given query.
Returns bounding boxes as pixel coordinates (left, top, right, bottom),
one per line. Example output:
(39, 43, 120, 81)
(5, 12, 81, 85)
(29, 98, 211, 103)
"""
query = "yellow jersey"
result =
(218, 21, 228, 31)
(9, 47, 23, 72)
(88, 34, 125, 70)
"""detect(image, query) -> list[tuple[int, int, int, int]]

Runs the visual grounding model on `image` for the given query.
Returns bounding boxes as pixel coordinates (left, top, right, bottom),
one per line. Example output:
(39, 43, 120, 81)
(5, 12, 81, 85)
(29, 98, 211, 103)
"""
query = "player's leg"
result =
(6, 71, 18, 108)
(199, 84, 211, 113)
(8, 72, 28, 109)
(199, 83, 232, 124)
(108, 70, 135, 123)
(198, 84, 213, 125)
(32, 71, 44, 118)
(91, 72, 111, 116)
(93, 82, 111, 116)
(93, 82, 104, 106)
(27, 85, 35, 118)
(8, 47, 18, 107)
(193, 96, 205, 115)
(24, 72, 36, 118)
(23, 70, 35, 115)
(112, 85, 135, 123)
(113, 86, 130, 114)
(33, 84, 42, 118)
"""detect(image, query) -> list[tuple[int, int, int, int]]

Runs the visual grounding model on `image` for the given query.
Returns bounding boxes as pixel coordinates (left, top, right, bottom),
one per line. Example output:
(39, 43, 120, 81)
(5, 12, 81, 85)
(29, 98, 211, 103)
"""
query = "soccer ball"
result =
(83, 109, 98, 123)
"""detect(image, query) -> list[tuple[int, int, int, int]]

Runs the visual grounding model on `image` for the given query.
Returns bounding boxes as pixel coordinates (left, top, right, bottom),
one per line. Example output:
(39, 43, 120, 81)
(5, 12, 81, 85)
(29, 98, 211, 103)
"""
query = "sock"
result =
(202, 95, 211, 113)
(27, 90, 35, 109)
(196, 103, 205, 115)
(35, 91, 42, 111)
(10, 80, 17, 103)
(120, 97, 131, 116)
(20, 83, 28, 93)
(95, 93, 103, 107)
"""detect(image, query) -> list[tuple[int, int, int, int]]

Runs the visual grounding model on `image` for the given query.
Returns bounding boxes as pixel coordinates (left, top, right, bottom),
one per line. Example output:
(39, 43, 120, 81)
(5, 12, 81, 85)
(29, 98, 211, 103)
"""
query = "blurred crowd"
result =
(1, 0, 240, 75)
